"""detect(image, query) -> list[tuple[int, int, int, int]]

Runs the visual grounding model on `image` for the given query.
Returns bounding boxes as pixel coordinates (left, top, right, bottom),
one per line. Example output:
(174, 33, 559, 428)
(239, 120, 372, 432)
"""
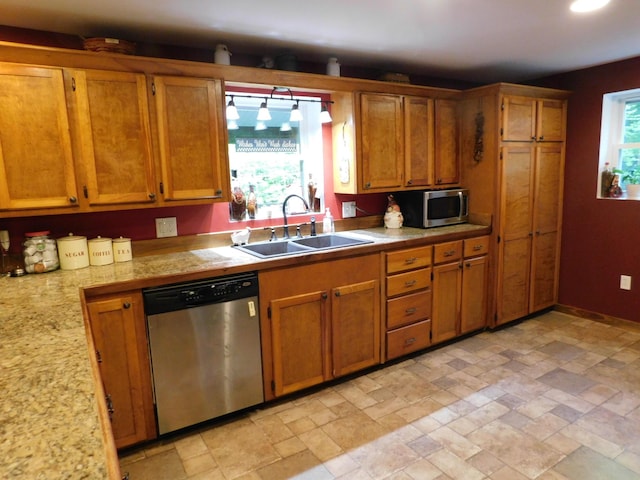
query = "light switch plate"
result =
(620, 275, 632, 290)
(342, 201, 356, 218)
(155, 217, 177, 238)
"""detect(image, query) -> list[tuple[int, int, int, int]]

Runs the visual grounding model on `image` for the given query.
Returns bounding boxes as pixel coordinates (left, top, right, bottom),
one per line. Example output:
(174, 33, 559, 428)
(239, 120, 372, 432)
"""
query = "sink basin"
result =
(235, 240, 313, 258)
(235, 234, 373, 258)
(292, 233, 372, 250)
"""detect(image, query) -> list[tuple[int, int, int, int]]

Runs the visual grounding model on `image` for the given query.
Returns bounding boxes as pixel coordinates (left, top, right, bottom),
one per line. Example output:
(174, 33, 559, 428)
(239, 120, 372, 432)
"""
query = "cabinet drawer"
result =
(386, 269, 431, 297)
(433, 240, 462, 264)
(386, 246, 433, 274)
(387, 289, 431, 329)
(464, 236, 490, 258)
(386, 320, 431, 360)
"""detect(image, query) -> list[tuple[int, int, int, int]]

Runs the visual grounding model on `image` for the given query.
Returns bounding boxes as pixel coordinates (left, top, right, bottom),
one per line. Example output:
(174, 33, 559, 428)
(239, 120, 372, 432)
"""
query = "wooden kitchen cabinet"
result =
(85, 291, 156, 449)
(432, 236, 489, 344)
(152, 76, 230, 202)
(0, 64, 80, 212)
(384, 245, 433, 360)
(67, 69, 157, 206)
(459, 84, 568, 327)
(499, 142, 564, 322)
(333, 92, 459, 194)
(260, 254, 380, 399)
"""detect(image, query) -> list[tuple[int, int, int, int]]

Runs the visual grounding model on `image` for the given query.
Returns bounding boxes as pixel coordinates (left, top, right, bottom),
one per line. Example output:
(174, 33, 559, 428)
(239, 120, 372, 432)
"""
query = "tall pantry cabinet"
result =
(459, 84, 570, 327)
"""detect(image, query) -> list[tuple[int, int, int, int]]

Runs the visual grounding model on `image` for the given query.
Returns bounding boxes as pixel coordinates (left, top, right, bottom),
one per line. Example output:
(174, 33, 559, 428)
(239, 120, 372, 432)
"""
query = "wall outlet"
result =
(620, 275, 632, 290)
(342, 201, 356, 218)
(155, 217, 177, 238)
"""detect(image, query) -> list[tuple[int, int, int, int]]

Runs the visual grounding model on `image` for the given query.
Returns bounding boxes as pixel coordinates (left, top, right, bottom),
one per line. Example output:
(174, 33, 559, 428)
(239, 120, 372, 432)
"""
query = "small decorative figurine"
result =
(384, 194, 403, 229)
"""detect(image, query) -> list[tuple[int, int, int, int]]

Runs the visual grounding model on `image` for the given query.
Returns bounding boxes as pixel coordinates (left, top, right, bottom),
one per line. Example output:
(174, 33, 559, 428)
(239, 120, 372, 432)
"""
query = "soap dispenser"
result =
(322, 208, 335, 233)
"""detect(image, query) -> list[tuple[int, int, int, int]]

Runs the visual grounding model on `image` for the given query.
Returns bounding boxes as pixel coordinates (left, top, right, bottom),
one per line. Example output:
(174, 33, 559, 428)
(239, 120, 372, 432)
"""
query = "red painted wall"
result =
(541, 56, 640, 323)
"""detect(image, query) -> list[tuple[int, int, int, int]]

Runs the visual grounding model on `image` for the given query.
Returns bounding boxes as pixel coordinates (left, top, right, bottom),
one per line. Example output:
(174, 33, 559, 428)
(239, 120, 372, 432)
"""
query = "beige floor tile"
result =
(120, 312, 640, 480)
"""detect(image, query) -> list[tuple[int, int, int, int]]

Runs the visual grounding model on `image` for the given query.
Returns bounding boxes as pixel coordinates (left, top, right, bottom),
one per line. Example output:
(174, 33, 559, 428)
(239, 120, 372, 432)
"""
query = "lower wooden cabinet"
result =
(85, 291, 156, 449)
(432, 237, 489, 345)
(260, 254, 381, 399)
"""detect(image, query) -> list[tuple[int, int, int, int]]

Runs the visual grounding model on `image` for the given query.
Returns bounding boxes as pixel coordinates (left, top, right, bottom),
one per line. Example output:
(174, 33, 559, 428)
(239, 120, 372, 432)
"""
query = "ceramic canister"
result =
(57, 234, 90, 270)
(88, 236, 114, 266)
(112, 237, 132, 263)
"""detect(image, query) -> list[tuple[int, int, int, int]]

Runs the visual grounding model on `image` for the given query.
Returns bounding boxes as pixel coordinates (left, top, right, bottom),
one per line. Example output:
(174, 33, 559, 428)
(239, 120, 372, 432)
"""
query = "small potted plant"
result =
(614, 162, 640, 198)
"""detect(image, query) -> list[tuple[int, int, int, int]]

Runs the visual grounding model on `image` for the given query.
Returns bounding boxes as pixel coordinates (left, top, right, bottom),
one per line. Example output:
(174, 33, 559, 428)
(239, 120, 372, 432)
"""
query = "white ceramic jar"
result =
(88, 236, 114, 266)
(214, 44, 231, 65)
(57, 234, 90, 270)
(112, 237, 132, 263)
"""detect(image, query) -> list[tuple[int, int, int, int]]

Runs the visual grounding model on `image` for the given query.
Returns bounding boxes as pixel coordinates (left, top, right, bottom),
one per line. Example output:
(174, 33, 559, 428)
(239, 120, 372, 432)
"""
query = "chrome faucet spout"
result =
(282, 194, 310, 239)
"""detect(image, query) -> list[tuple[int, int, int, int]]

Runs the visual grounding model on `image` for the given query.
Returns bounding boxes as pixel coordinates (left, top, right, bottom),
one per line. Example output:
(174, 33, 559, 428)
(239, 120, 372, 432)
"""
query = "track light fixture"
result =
(289, 100, 303, 122)
(256, 98, 271, 121)
(225, 87, 334, 126)
(226, 96, 240, 120)
(319, 102, 332, 124)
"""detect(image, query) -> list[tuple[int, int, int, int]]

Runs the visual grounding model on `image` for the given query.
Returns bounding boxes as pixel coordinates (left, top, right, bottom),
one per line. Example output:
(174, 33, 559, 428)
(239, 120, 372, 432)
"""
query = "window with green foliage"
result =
(599, 89, 640, 198)
(226, 92, 325, 220)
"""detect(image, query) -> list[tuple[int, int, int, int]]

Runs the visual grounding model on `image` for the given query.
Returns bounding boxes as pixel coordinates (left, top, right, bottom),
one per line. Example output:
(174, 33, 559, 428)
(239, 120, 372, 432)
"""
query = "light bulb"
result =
(289, 101, 303, 122)
(226, 97, 239, 120)
(320, 103, 332, 123)
(257, 100, 271, 121)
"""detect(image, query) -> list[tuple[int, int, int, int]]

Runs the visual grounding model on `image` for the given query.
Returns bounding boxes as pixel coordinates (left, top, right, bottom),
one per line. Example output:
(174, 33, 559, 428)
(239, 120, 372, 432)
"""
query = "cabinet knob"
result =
(321, 292, 328, 300)
(538, 136, 544, 141)
(405, 307, 417, 315)
(364, 182, 371, 189)
(531, 135, 536, 141)
(404, 280, 417, 287)
(148, 192, 156, 200)
(404, 337, 416, 346)
(407, 179, 413, 185)
(123, 302, 131, 309)
(69, 196, 77, 204)
(405, 257, 417, 265)
(335, 291, 341, 297)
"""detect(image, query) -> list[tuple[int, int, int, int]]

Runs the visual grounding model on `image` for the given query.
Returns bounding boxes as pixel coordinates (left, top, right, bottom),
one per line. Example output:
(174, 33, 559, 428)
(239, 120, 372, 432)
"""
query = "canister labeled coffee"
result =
(88, 236, 114, 266)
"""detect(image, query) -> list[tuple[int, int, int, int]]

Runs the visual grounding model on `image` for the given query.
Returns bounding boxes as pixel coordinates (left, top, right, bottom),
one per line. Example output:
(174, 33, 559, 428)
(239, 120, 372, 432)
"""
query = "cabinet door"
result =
(536, 99, 566, 142)
(432, 261, 461, 344)
(434, 99, 460, 185)
(404, 96, 434, 187)
(460, 255, 488, 334)
(70, 69, 157, 206)
(0, 64, 79, 211)
(86, 292, 156, 449)
(359, 93, 404, 191)
(498, 144, 534, 324)
(270, 291, 330, 396)
(153, 76, 230, 201)
(332, 280, 380, 377)
(530, 143, 564, 311)
(501, 96, 536, 142)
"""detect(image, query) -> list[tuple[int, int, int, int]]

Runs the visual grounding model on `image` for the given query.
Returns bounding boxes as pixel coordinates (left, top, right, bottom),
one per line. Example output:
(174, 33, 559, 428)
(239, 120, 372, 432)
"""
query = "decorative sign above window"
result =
(234, 138, 299, 153)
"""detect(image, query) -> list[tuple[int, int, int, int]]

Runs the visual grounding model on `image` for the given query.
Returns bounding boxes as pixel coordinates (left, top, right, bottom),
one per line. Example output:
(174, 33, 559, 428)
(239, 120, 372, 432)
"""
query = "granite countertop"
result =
(0, 224, 488, 479)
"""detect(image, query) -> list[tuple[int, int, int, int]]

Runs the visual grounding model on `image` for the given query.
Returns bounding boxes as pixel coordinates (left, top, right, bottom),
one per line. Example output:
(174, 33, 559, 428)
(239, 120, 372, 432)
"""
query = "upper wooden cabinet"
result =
(0, 64, 79, 211)
(501, 95, 566, 143)
(68, 69, 157, 206)
(151, 76, 230, 202)
(333, 92, 459, 194)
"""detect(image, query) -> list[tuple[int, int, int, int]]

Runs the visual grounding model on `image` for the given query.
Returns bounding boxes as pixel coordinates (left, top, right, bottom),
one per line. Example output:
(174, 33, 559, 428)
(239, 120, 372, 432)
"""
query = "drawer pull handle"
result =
(404, 337, 416, 346)
(405, 307, 417, 315)
(473, 245, 483, 251)
(404, 257, 417, 264)
(404, 280, 417, 287)
(444, 250, 457, 257)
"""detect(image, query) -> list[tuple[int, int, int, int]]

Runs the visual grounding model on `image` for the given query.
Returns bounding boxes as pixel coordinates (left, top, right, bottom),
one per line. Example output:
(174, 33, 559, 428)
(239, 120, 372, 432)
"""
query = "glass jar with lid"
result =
(23, 231, 59, 273)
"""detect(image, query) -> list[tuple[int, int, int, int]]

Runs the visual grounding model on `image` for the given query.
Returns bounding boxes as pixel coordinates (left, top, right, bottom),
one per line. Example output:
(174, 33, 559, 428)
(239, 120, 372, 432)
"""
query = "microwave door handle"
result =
(458, 191, 464, 219)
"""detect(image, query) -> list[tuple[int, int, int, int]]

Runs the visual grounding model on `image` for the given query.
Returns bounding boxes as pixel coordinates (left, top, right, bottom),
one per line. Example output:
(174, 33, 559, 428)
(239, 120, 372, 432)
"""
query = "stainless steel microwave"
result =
(393, 189, 469, 228)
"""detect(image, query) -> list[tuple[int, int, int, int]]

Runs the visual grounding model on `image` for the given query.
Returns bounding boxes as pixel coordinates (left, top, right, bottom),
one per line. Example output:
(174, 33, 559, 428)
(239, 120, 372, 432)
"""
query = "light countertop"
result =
(0, 224, 489, 479)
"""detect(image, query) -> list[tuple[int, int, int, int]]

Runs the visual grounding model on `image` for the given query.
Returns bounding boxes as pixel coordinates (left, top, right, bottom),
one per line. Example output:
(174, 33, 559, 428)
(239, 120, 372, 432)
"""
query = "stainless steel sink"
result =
(235, 239, 314, 258)
(292, 233, 372, 250)
(235, 234, 372, 258)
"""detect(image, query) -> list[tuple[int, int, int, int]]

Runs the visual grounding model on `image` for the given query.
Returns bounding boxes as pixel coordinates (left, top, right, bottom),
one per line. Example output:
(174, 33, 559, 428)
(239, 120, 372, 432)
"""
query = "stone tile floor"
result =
(119, 311, 640, 479)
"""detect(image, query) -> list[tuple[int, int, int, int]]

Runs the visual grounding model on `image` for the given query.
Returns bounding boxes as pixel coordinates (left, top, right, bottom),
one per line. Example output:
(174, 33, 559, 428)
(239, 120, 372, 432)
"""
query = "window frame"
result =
(599, 87, 640, 199)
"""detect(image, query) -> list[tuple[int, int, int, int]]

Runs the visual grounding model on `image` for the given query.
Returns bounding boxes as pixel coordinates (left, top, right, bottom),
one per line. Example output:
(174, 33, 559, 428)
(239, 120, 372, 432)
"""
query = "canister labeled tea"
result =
(88, 236, 114, 266)
(113, 237, 132, 263)
(57, 234, 90, 270)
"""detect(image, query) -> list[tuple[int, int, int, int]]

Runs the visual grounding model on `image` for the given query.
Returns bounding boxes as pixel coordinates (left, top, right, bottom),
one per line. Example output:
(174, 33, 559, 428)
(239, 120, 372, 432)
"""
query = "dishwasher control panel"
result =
(143, 272, 259, 315)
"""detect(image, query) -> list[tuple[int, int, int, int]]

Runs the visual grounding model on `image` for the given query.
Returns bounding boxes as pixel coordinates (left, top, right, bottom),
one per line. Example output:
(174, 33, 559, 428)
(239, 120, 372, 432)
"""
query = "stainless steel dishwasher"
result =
(143, 272, 263, 435)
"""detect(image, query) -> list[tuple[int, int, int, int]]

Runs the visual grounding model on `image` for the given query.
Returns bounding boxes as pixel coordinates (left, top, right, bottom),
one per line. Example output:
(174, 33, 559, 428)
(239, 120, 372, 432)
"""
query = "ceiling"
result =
(1, 0, 639, 83)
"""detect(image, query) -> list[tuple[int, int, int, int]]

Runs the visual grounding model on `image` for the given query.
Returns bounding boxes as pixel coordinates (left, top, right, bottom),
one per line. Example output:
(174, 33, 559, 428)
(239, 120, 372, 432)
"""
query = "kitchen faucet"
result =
(282, 194, 309, 239)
